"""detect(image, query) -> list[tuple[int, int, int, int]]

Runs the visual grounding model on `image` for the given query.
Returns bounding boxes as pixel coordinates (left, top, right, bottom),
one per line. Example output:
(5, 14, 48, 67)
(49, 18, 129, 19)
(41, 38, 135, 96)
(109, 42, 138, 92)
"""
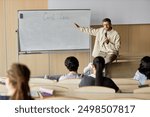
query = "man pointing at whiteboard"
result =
(75, 18, 120, 76)
(75, 18, 120, 63)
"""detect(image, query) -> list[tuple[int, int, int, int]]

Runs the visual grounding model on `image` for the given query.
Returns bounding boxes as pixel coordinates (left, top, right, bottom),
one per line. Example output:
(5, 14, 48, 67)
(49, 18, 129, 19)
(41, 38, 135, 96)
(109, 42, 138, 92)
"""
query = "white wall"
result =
(48, 0, 150, 25)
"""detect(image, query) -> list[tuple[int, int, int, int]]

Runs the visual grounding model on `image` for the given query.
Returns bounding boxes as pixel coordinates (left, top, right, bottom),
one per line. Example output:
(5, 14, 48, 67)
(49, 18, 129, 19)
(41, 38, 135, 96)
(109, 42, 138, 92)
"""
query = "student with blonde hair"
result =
(0, 63, 33, 100)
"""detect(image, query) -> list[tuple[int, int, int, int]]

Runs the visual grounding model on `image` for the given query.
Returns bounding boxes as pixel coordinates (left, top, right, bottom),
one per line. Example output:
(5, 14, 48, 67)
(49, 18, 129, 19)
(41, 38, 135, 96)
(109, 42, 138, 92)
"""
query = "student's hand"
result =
(74, 23, 80, 28)
(87, 62, 93, 69)
(83, 62, 93, 74)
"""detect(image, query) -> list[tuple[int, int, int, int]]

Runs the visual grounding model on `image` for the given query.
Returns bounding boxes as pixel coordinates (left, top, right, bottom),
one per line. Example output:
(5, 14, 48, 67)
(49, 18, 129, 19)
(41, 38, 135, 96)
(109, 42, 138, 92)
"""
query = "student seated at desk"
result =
(59, 56, 81, 81)
(133, 56, 150, 86)
(79, 56, 120, 93)
(0, 63, 33, 100)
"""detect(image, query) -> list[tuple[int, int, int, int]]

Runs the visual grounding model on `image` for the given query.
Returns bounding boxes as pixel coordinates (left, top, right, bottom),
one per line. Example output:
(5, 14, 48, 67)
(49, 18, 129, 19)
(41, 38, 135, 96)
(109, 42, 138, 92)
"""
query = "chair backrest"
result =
(145, 80, 150, 85)
(112, 78, 139, 93)
(74, 86, 115, 93)
(66, 92, 150, 100)
(118, 85, 139, 93)
(29, 78, 56, 86)
(56, 78, 81, 90)
(112, 78, 139, 85)
(58, 78, 81, 84)
(43, 96, 85, 100)
(111, 97, 143, 100)
(133, 87, 150, 93)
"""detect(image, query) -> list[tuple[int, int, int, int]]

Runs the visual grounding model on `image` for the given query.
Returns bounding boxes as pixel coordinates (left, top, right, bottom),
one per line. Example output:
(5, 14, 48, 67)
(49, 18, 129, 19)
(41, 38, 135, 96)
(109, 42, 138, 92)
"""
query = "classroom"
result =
(0, 0, 150, 100)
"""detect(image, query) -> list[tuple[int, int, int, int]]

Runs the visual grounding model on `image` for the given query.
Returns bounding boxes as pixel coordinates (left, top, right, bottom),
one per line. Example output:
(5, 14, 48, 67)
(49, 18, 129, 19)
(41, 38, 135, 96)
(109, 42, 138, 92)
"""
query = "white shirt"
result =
(133, 70, 147, 85)
(79, 27, 120, 57)
(89, 74, 96, 78)
(83, 62, 93, 75)
(59, 72, 80, 81)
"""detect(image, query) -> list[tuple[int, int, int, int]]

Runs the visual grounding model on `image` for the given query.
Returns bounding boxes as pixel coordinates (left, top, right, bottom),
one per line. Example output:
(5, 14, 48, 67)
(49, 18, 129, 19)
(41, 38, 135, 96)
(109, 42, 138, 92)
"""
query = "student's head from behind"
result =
(92, 56, 105, 86)
(93, 56, 105, 71)
(65, 56, 79, 72)
(139, 56, 150, 79)
(102, 18, 112, 31)
(6, 63, 32, 100)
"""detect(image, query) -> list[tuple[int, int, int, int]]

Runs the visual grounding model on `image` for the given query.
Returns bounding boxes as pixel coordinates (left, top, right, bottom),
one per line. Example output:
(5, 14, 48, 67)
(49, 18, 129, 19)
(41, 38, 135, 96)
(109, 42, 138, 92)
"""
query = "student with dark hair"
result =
(59, 56, 81, 81)
(79, 56, 120, 93)
(0, 63, 33, 100)
(133, 56, 150, 86)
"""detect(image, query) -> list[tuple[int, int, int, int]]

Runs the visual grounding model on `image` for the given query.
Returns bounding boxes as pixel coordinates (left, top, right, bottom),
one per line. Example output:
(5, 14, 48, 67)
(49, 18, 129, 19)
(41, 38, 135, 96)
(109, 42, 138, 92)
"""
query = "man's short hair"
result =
(65, 56, 79, 71)
(102, 18, 111, 24)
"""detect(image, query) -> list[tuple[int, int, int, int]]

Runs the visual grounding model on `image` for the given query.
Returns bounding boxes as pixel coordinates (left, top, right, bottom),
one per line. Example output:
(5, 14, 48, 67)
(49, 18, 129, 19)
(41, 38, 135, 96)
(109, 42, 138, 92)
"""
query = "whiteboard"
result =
(18, 9, 91, 52)
(48, 0, 150, 25)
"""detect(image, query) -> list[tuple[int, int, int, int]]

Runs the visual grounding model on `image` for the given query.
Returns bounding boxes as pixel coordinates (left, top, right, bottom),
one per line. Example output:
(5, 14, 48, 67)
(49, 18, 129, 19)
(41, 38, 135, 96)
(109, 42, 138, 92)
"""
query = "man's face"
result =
(102, 21, 112, 31)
